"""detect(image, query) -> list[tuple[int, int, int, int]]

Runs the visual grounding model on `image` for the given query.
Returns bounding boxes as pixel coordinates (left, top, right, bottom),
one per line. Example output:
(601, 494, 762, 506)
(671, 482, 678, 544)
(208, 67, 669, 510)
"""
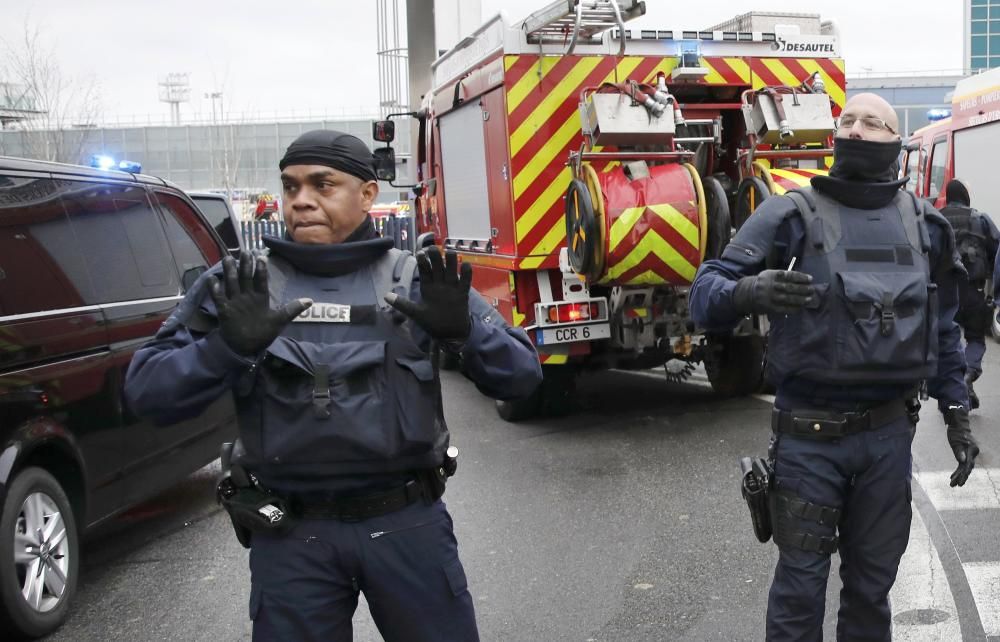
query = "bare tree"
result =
(0, 21, 102, 163)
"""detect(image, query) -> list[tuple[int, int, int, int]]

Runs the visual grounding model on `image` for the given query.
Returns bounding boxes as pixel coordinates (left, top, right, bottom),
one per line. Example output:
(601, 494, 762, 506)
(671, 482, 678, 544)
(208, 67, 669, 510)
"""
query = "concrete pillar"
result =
(407, 0, 436, 113)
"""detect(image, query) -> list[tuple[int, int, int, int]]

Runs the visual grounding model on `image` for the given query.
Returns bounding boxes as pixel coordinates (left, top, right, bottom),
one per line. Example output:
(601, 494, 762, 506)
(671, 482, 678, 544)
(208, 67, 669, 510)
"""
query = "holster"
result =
(740, 456, 773, 543)
(216, 442, 297, 548)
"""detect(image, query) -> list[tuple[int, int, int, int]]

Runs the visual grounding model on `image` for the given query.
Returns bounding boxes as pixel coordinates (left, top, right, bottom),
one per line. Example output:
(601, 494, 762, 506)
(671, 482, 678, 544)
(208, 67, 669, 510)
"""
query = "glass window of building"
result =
(973, 56, 988, 69)
(974, 20, 988, 34)
(973, 36, 988, 56)
(973, 6, 988, 19)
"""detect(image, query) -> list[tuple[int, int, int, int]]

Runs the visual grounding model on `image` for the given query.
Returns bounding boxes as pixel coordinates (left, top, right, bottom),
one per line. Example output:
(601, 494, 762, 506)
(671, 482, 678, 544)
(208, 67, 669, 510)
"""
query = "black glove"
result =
(943, 404, 980, 487)
(731, 269, 814, 316)
(208, 251, 312, 356)
(385, 249, 472, 341)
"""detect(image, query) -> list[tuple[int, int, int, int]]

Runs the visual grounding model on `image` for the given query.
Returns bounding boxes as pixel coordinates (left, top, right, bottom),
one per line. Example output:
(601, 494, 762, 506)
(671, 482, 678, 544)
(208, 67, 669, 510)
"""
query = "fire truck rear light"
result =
(541, 301, 606, 325)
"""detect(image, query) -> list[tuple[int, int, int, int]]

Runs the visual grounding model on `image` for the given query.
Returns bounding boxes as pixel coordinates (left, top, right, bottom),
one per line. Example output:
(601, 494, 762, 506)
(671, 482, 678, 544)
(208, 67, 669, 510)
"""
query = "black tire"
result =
(703, 333, 766, 397)
(537, 365, 576, 417)
(496, 392, 541, 422)
(564, 178, 600, 278)
(701, 176, 732, 260)
(0, 467, 79, 640)
(439, 349, 461, 371)
(733, 176, 771, 232)
(494, 364, 576, 421)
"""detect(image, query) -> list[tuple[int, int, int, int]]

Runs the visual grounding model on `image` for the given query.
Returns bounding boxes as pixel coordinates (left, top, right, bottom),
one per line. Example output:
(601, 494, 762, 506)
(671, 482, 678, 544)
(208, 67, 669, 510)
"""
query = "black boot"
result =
(966, 371, 980, 410)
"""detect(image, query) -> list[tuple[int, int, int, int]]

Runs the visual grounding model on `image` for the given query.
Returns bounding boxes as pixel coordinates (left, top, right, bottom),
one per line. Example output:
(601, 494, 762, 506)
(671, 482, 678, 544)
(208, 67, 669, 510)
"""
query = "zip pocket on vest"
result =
(259, 340, 389, 465)
(391, 351, 441, 454)
(835, 271, 930, 372)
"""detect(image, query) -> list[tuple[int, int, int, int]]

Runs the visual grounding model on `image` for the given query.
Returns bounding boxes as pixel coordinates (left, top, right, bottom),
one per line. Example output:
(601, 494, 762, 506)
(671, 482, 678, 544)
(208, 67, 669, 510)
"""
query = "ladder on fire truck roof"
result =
(521, 0, 646, 55)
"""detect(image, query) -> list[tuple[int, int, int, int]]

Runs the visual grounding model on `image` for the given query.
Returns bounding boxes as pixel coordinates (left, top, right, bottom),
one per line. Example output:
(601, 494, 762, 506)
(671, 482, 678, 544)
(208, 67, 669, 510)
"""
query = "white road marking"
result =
(890, 507, 961, 640)
(752, 394, 776, 404)
(964, 562, 1000, 636)
(915, 468, 1000, 512)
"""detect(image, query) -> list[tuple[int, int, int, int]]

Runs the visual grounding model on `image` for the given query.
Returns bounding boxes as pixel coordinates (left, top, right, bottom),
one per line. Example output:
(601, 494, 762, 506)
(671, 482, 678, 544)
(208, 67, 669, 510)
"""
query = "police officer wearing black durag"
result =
(940, 178, 1000, 410)
(690, 94, 980, 641)
(125, 130, 543, 641)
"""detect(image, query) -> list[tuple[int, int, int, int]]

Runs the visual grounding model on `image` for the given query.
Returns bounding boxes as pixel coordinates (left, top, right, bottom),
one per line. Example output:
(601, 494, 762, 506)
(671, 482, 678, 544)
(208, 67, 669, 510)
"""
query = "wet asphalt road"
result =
(42, 343, 1000, 641)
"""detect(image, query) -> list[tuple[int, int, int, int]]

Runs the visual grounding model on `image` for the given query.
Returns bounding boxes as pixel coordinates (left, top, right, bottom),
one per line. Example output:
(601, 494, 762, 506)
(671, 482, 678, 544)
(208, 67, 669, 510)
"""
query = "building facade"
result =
(0, 117, 413, 202)
(966, 0, 1000, 72)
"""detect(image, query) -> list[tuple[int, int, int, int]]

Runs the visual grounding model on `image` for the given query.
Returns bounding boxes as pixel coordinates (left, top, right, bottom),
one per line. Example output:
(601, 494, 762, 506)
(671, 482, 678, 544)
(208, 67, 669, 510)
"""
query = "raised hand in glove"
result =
(944, 404, 980, 487)
(732, 269, 814, 316)
(208, 251, 313, 356)
(385, 248, 471, 341)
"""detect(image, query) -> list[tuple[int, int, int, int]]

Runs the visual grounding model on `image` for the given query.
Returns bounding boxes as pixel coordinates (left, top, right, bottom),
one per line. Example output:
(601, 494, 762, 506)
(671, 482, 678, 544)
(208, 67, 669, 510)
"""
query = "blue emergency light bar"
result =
(89, 155, 142, 173)
(926, 108, 951, 122)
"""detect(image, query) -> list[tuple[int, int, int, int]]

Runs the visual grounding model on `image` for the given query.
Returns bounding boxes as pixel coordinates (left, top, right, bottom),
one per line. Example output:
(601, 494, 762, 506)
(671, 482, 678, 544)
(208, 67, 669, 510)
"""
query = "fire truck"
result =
(373, 0, 844, 420)
(904, 66, 1000, 213)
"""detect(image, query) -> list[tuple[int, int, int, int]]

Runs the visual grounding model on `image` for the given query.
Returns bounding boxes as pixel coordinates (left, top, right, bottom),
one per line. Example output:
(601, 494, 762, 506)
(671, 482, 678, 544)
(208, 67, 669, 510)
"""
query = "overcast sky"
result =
(0, 1, 964, 124)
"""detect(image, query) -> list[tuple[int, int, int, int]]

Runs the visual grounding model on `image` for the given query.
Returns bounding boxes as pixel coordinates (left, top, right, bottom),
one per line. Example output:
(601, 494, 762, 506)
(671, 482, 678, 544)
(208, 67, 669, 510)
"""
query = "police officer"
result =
(690, 94, 980, 641)
(124, 130, 543, 641)
(941, 178, 1000, 409)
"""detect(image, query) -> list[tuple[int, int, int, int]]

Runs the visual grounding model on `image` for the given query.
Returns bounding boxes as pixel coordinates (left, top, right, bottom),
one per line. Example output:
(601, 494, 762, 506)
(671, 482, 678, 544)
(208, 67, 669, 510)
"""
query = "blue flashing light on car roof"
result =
(927, 108, 951, 122)
(90, 154, 116, 171)
(118, 160, 142, 173)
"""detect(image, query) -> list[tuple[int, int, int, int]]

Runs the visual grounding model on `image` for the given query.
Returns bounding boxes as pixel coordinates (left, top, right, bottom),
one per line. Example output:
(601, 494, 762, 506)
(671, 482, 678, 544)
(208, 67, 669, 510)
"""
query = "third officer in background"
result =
(125, 130, 543, 641)
(691, 93, 980, 641)
(941, 178, 1000, 409)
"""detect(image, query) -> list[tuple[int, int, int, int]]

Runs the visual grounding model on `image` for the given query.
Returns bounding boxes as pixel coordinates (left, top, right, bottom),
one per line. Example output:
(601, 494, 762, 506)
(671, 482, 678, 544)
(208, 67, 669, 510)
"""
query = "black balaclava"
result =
(811, 137, 907, 209)
(945, 179, 971, 207)
(265, 130, 391, 275)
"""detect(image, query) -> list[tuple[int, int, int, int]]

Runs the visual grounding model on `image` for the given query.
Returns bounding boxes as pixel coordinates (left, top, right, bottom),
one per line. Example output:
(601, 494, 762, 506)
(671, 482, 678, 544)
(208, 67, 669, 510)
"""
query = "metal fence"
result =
(374, 215, 416, 253)
(239, 216, 415, 252)
(240, 219, 287, 249)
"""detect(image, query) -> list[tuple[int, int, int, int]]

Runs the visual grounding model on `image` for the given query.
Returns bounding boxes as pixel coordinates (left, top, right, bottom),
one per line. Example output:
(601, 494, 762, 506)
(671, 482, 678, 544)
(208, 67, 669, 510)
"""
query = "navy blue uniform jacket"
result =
(690, 191, 968, 412)
(124, 257, 543, 427)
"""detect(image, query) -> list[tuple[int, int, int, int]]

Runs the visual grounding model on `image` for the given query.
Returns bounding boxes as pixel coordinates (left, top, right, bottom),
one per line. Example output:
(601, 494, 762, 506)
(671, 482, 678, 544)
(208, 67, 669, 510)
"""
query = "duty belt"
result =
(289, 478, 435, 522)
(772, 397, 911, 439)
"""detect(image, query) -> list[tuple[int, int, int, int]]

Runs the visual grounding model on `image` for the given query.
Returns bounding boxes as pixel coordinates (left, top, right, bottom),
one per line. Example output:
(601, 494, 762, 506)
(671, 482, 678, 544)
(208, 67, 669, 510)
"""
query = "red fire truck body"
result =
(380, 1, 845, 418)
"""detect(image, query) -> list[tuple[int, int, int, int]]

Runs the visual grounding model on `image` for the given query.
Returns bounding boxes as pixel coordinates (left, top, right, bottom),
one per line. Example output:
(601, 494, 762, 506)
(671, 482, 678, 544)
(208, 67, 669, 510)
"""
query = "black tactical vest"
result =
(766, 187, 938, 386)
(233, 248, 450, 479)
(940, 203, 990, 281)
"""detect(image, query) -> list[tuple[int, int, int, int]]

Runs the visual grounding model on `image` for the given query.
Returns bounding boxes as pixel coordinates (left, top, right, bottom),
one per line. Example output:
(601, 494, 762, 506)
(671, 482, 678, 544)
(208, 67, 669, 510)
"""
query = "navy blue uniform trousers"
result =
(957, 283, 991, 377)
(248, 500, 479, 641)
(766, 415, 915, 642)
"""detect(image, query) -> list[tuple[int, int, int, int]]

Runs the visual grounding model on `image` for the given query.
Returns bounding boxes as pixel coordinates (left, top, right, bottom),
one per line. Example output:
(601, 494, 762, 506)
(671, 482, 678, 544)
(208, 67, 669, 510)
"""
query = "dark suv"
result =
(0, 157, 237, 639)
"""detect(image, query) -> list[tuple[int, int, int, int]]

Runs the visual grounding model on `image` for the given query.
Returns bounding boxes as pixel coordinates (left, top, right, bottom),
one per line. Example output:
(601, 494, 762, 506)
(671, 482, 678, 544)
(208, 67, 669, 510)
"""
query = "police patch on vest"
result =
(294, 303, 351, 323)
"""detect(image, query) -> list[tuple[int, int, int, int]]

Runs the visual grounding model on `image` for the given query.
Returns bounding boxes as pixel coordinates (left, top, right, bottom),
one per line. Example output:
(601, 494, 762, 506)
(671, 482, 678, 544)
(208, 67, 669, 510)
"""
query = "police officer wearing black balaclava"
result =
(940, 178, 1000, 410)
(125, 130, 542, 641)
(690, 94, 979, 641)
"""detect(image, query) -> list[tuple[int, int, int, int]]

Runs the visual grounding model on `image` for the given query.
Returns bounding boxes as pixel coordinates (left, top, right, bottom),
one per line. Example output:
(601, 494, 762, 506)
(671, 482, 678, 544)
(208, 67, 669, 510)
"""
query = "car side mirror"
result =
(373, 147, 396, 182)
(373, 120, 395, 143)
(182, 266, 207, 291)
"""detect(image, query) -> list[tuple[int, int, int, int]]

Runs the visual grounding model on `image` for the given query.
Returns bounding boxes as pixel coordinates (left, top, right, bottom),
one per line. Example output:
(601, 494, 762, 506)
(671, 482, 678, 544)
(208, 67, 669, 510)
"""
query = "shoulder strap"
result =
(373, 248, 418, 311)
(786, 186, 842, 254)
(897, 191, 931, 255)
(264, 251, 293, 305)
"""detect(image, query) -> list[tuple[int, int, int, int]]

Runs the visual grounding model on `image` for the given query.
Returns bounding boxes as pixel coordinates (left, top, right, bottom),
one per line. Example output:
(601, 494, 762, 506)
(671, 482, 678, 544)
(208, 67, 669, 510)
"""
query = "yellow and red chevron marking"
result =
(594, 163, 701, 286)
(599, 201, 701, 286)
(749, 58, 846, 110)
(504, 55, 752, 271)
(766, 168, 829, 195)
